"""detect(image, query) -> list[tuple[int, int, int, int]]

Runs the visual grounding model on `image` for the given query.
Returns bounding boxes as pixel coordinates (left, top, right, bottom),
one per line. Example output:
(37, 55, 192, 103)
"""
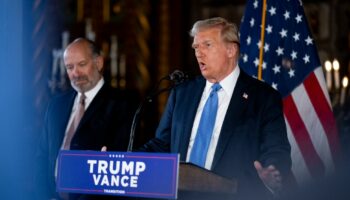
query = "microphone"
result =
(168, 70, 189, 84)
(127, 69, 190, 152)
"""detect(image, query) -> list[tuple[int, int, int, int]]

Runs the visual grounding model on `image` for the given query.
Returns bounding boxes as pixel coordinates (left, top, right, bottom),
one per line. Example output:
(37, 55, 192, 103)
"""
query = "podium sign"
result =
(57, 150, 179, 199)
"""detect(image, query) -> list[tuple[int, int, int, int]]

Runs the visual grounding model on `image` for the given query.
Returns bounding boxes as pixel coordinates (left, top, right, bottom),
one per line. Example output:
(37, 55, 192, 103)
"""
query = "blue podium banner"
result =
(57, 150, 179, 199)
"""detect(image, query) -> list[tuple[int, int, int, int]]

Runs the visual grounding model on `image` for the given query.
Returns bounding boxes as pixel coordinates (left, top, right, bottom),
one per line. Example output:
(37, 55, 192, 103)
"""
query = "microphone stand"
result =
(127, 77, 173, 152)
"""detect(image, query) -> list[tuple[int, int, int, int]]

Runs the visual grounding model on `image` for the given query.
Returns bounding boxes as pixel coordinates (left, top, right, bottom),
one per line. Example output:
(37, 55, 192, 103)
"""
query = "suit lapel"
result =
(212, 71, 251, 168)
(176, 78, 206, 160)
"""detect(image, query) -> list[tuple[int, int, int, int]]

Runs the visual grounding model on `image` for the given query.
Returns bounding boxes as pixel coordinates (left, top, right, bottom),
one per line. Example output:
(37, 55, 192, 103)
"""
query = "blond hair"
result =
(190, 17, 240, 45)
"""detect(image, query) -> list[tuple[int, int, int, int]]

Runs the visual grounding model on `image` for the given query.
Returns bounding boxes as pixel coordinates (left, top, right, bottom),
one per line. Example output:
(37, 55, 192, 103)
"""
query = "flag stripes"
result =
(283, 89, 325, 179)
(303, 72, 340, 165)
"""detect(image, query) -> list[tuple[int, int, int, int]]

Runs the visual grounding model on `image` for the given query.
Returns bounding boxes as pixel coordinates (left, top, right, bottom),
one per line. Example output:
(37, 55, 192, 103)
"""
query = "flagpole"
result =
(258, 0, 267, 80)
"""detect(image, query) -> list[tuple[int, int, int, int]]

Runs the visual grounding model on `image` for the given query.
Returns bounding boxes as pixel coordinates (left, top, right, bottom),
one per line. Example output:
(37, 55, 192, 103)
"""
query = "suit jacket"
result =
(35, 83, 136, 200)
(141, 70, 292, 200)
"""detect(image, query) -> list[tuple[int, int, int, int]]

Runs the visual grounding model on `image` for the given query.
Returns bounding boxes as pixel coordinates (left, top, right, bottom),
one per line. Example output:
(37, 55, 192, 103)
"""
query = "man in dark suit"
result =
(140, 17, 292, 199)
(36, 38, 135, 200)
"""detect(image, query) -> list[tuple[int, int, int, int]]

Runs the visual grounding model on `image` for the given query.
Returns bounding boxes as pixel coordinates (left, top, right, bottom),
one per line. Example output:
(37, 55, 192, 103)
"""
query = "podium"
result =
(57, 151, 237, 199)
(178, 163, 237, 200)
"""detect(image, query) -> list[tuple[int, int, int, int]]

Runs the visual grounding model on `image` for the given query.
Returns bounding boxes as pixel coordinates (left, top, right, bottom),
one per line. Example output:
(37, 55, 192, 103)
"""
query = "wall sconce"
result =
(340, 76, 348, 106)
(332, 59, 340, 90)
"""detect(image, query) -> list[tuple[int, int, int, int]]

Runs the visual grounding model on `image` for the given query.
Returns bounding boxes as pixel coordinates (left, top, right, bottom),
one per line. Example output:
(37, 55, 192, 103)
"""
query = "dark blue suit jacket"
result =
(141, 70, 291, 199)
(35, 83, 135, 200)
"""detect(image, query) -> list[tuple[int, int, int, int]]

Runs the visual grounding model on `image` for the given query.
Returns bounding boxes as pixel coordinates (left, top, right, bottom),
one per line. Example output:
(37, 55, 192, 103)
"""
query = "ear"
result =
(95, 56, 104, 72)
(226, 43, 238, 58)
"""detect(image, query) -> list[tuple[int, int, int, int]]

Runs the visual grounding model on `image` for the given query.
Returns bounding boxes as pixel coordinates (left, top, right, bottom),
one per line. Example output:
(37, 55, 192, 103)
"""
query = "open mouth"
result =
(198, 61, 206, 69)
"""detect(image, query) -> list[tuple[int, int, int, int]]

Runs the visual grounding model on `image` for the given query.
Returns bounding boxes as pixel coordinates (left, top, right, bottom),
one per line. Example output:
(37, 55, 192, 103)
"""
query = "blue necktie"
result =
(190, 83, 221, 167)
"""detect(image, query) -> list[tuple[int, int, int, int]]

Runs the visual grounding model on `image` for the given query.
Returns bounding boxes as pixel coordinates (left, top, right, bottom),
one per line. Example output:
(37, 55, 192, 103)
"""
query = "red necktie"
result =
(63, 93, 86, 150)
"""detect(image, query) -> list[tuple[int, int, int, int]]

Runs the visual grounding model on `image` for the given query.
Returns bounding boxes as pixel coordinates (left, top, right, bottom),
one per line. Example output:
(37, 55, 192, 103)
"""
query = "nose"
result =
(71, 66, 81, 77)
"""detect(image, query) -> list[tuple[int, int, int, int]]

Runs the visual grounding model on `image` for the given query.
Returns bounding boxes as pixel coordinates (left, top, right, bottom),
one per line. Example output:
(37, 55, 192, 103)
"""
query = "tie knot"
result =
(79, 93, 86, 105)
(212, 83, 221, 92)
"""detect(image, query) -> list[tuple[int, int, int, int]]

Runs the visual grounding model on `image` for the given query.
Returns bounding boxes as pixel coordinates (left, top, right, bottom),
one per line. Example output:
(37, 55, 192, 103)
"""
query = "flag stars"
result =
(280, 29, 288, 38)
(271, 82, 278, 90)
(272, 65, 281, 74)
(276, 46, 284, 56)
(238, 0, 323, 98)
(291, 51, 298, 60)
(269, 6, 277, 16)
(305, 36, 313, 45)
(288, 69, 295, 77)
(253, 58, 267, 70)
(266, 25, 273, 34)
(253, 0, 258, 9)
(242, 54, 249, 63)
(293, 33, 300, 41)
(284, 11, 290, 20)
(303, 54, 310, 64)
(250, 18, 255, 27)
(262, 61, 267, 69)
(295, 14, 302, 23)
(264, 43, 270, 52)
(246, 36, 251, 45)
(254, 58, 259, 67)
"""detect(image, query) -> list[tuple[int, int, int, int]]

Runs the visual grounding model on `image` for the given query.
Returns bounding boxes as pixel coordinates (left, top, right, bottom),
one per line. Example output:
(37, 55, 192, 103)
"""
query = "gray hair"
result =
(71, 37, 101, 58)
(190, 17, 240, 45)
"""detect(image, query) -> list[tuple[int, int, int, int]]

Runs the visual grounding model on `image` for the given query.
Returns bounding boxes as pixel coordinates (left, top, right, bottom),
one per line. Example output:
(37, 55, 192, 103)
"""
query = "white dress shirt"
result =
(186, 66, 240, 170)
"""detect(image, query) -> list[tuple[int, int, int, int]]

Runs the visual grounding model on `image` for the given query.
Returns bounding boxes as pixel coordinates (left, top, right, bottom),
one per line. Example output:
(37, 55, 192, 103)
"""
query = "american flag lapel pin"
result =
(243, 92, 248, 99)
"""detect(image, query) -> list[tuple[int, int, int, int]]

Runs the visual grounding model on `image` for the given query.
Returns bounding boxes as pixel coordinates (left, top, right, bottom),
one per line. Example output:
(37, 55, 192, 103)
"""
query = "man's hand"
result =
(101, 146, 107, 152)
(254, 161, 282, 192)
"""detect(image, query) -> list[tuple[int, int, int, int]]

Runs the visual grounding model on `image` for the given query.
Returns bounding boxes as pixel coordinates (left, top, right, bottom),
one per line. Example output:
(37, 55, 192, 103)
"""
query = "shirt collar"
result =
(204, 65, 240, 98)
(77, 78, 104, 107)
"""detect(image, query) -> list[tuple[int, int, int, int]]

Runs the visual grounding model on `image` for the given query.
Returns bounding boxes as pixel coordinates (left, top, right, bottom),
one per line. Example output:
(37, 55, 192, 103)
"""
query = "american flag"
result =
(239, 0, 341, 184)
